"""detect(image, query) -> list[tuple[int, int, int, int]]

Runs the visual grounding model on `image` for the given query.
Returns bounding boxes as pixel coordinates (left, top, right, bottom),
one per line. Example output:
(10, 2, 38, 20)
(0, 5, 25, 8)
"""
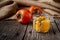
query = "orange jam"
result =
(33, 16, 50, 33)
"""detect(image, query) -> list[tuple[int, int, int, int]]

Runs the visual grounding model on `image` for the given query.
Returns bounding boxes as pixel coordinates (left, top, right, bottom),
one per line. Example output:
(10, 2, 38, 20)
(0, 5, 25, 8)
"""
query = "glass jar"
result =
(33, 16, 50, 33)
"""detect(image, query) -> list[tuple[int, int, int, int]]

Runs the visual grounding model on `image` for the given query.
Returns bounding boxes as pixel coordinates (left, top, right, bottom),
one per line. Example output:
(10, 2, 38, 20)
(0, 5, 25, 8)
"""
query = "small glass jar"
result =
(33, 16, 50, 33)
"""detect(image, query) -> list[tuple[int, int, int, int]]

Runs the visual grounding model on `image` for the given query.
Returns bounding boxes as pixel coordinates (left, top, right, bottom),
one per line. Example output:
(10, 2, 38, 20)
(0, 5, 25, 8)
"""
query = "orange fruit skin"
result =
(29, 6, 43, 14)
(16, 9, 32, 24)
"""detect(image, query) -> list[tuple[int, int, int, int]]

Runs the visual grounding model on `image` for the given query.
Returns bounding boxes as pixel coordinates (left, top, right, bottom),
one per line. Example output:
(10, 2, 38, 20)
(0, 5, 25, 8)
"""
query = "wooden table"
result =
(0, 14, 60, 40)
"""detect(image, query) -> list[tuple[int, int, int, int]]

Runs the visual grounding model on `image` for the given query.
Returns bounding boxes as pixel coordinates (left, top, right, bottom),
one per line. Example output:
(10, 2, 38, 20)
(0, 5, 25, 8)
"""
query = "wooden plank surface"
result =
(0, 20, 27, 40)
(54, 17, 60, 32)
(0, 16, 60, 40)
(53, 17, 60, 40)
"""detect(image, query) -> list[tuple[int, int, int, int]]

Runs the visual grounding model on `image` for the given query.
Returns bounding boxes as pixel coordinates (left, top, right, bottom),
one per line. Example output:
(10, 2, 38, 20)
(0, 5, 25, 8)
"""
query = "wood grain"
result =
(0, 20, 27, 40)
